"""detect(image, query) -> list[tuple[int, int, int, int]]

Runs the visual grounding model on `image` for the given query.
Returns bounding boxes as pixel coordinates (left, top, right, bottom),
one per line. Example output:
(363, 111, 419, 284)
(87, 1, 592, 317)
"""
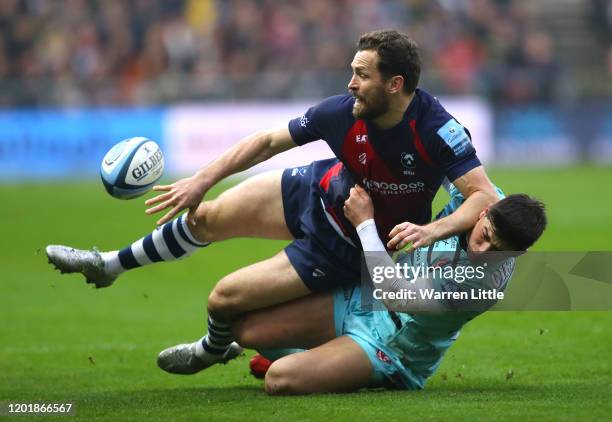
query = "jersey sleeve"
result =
(423, 117, 482, 182)
(288, 95, 353, 146)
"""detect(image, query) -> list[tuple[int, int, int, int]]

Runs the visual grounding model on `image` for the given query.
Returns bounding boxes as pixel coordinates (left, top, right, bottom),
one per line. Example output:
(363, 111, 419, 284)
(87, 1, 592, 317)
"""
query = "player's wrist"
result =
(193, 169, 216, 191)
(426, 219, 449, 243)
(356, 219, 385, 251)
(356, 218, 376, 234)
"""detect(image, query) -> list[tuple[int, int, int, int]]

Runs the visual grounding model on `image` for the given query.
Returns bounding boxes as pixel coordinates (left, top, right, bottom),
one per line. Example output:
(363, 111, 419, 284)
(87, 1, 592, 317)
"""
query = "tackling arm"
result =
(387, 166, 498, 251)
(428, 165, 498, 241)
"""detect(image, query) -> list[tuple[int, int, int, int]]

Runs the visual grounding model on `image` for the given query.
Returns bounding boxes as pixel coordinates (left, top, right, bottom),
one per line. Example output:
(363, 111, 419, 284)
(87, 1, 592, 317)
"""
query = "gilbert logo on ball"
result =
(100, 137, 164, 199)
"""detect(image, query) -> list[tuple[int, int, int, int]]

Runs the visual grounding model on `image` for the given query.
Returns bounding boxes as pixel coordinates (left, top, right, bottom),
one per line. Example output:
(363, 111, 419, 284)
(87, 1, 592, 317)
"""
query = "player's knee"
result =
(191, 202, 219, 242)
(207, 276, 245, 319)
(264, 361, 300, 396)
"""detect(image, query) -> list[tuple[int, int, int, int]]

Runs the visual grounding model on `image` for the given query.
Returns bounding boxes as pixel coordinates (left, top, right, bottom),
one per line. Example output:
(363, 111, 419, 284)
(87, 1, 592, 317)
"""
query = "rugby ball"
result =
(100, 137, 164, 199)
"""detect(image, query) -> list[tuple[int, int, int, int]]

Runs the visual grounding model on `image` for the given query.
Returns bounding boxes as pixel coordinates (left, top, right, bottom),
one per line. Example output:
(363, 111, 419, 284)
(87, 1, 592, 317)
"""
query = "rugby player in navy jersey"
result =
(46, 30, 500, 374)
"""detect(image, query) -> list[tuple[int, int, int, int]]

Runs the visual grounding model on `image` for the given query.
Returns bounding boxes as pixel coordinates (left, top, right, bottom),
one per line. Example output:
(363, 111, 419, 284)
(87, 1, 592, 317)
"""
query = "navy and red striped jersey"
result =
(288, 89, 481, 244)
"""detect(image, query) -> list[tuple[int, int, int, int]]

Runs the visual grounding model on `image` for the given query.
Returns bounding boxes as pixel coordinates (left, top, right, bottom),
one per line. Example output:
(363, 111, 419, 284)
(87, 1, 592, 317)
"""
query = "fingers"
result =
(387, 225, 417, 250)
(152, 185, 173, 191)
(348, 185, 370, 203)
(387, 235, 402, 250)
(402, 238, 426, 254)
(156, 206, 181, 226)
(388, 222, 409, 239)
(354, 184, 367, 194)
(387, 225, 431, 251)
(342, 201, 354, 217)
(394, 233, 420, 250)
(145, 191, 173, 206)
(350, 184, 367, 198)
(145, 199, 174, 216)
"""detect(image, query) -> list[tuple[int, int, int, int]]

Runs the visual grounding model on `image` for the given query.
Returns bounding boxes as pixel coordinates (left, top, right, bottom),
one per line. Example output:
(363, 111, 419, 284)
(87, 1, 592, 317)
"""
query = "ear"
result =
(479, 206, 489, 219)
(387, 75, 404, 94)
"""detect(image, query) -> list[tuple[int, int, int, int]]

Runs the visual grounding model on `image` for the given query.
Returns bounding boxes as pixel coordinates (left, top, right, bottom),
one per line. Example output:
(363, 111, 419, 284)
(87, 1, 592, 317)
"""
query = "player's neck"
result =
(371, 92, 415, 130)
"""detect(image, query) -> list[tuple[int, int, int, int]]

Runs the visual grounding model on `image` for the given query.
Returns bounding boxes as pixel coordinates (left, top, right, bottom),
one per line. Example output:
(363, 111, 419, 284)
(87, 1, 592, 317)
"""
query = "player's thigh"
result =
(208, 249, 311, 319)
(195, 170, 291, 241)
(233, 292, 335, 350)
(264, 336, 373, 395)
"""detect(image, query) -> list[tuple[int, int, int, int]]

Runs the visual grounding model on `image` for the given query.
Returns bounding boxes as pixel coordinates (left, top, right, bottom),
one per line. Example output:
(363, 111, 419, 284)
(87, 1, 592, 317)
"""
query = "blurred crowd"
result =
(592, 0, 612, 86)
(0, 0, 609, 106)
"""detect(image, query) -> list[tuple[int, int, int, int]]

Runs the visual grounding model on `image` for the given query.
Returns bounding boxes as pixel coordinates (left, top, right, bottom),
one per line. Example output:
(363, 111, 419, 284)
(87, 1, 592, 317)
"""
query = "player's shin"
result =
(109, 214, 210, 275)
(201, 316, 234, 355)
(46, 214, 209, 288)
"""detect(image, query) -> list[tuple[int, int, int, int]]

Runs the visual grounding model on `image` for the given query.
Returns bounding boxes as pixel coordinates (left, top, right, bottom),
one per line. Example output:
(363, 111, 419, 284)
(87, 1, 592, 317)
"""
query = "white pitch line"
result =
(0, 343, 158, 354)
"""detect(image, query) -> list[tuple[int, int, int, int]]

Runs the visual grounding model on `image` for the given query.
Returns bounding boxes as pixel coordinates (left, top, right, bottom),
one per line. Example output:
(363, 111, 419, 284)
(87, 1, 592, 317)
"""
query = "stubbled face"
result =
(348, 50, 391, 120)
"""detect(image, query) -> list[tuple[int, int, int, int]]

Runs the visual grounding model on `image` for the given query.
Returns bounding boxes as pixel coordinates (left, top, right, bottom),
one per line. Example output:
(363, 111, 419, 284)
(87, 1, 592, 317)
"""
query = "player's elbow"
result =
(481, 185, 499, 205)
(471, 179, 499, 206)
(253, 129, 286, 161)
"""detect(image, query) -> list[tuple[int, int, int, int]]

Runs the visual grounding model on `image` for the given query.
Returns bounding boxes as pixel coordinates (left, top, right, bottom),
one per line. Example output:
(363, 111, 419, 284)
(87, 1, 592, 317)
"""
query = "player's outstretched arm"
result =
(145, 126, 297, 226)
(387, 166, 498, 251)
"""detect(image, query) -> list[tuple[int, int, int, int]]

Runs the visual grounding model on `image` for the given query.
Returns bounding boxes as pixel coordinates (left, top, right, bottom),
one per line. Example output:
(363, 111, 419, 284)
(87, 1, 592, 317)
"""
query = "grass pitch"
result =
(1, 165, 611, 420)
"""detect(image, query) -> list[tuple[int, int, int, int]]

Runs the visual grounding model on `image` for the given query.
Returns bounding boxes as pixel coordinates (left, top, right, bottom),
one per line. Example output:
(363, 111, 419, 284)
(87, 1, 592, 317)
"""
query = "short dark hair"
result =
(357, 29, 421, 93)
(488, 194, 547, 251)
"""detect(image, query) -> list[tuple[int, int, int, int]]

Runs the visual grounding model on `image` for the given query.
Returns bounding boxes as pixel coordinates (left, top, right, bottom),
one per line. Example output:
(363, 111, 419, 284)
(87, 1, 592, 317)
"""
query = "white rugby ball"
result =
(100, 137, 164, 199)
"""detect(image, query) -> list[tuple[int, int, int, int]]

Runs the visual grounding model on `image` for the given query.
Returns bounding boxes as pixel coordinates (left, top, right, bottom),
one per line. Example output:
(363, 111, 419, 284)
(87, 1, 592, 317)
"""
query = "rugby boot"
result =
(157, 340, 244, 375)
(46, 245, 117, 288)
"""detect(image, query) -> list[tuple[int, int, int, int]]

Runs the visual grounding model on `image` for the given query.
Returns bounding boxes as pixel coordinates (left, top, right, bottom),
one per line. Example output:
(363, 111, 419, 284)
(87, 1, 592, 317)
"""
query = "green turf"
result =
(1, 165, 611, 420)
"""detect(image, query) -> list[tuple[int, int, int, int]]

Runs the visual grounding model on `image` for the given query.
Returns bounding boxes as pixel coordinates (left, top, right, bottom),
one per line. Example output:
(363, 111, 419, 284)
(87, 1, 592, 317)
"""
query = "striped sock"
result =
(103, 214, 209, 274)
(201, 316, 233, 355)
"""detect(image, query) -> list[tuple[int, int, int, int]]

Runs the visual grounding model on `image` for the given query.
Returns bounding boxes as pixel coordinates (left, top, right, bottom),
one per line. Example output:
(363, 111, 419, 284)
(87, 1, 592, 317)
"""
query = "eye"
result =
(483, 228, 490, 242)
(353, 69, 367, 79)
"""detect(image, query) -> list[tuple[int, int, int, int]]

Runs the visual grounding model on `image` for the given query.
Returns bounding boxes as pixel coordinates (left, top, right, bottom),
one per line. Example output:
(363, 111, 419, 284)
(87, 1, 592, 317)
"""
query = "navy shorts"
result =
(282, 159, 361, 292)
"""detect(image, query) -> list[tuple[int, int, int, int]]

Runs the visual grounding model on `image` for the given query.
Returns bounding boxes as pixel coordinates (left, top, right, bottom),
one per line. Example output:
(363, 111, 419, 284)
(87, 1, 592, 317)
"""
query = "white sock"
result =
(102, 214, 209, 273)
(101, 251, 123, 275)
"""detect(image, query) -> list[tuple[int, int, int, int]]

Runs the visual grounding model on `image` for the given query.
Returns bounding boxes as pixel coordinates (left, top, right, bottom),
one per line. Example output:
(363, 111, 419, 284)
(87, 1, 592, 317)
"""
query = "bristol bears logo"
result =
(400, 152, 415, 175)
(401, 152, 415, 168)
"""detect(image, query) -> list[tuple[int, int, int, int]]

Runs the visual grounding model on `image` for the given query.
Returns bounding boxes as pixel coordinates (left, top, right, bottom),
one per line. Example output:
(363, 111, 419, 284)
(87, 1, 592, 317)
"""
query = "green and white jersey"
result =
(361, 183, 514, 383)
(378, 235, 515, 382)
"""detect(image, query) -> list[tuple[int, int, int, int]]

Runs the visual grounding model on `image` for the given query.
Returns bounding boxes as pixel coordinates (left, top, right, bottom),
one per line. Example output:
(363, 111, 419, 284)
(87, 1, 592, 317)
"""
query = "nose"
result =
(348, 74, 358, 92)
(476, 242, 491, 253)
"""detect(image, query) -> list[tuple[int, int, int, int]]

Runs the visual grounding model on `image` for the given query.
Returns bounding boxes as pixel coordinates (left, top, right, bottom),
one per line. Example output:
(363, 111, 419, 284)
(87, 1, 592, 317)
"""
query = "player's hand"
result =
(144, 175, 210, 226)
(387, 222, 437, 252)
(343, 185, 374, 227)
